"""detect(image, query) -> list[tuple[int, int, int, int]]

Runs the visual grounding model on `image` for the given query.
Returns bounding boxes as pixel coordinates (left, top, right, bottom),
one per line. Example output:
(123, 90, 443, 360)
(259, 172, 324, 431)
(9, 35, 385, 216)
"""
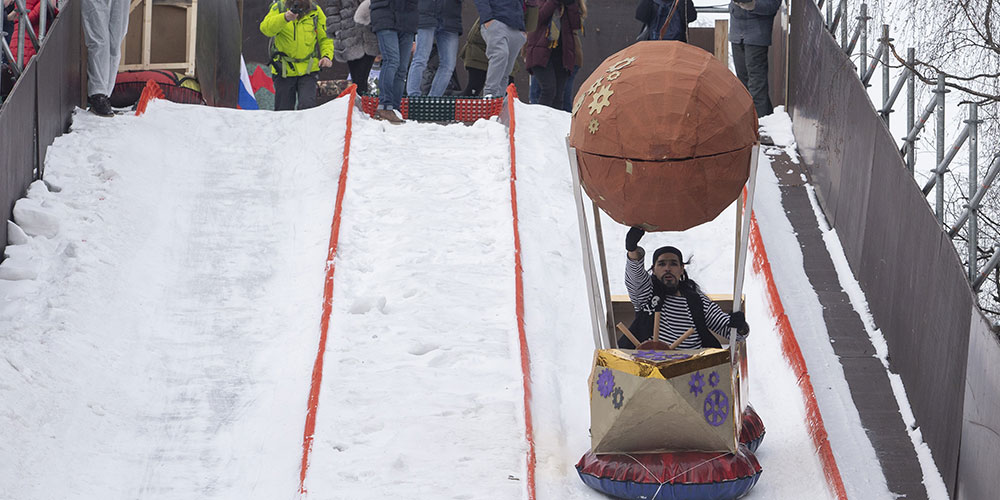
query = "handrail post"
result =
(827, 0, 833, 31)
(967, 103, 979, 281)
(906, 47, 915, 173)
(881, 24, 891, 127)
(40, 0, 47, 40)
(839, 0, 848, 50)
(935, 74, 947, 223)
(15, 0, 25, 70)
(859, 3, 868, 79)
(973, 245, 1000, 292)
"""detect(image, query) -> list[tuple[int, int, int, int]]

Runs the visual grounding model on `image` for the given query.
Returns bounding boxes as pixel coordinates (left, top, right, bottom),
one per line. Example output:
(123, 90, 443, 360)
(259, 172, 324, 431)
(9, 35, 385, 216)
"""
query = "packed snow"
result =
(0, 94, 937, 499)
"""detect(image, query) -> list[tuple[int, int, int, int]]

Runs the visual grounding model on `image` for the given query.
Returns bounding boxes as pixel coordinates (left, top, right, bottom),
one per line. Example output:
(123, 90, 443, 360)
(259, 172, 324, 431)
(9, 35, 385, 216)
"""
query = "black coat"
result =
(417, 0, 463, 33)
(370, 0, 419, 33)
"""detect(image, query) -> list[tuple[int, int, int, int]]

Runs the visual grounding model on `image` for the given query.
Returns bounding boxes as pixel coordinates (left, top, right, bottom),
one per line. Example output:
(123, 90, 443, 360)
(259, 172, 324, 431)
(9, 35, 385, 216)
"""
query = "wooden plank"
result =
(714, 19, 729, 64)
(142, 0, 152, 66)
(187, 0, 197, 75)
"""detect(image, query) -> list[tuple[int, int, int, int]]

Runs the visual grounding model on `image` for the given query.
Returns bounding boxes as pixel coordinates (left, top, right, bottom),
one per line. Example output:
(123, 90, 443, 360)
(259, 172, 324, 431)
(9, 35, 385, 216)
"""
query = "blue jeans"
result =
(376, 30, 415, 110)
(563, 65, 579, 111)
(406, 28, 459, 97)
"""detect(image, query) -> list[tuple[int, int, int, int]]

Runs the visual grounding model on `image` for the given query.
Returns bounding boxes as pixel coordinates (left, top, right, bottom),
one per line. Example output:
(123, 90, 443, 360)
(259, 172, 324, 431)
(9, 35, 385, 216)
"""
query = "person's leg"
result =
(420, 44, 438, 95)
(406, 27, 435, 96)
(744, 44, 773, 116)
(553, 67, 569, 112)
(529, 75, 540, 104)
(429, 30, 459, 96)
(393, 32, 414, 109)
(500, 24, 527, 89)
(481, 21, 510, 96)
(273, 75, 297, 110)
(347, 55, 375, 94)
(375, 29, 401, 109)
(730, 42, 749, 90)
(296, 73, 319, 109)
(549, 48, 567, 110)
(81, 0, 112, 97)
(463, 66, 486, 96)
(562, 65, 579, 111)
(532, 64, 557, 108)
(106, 0, 130, 97)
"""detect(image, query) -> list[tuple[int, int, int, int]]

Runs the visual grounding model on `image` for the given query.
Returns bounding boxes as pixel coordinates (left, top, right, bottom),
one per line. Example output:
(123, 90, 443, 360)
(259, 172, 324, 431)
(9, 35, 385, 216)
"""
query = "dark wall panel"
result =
(787, 0, 973, 495)
(35, 3, 83, 178)
(0, 0, 83, 257)
(958, 311, 1000, 500)
(197, 0, 243, 107)
(0, 63, 38, 254)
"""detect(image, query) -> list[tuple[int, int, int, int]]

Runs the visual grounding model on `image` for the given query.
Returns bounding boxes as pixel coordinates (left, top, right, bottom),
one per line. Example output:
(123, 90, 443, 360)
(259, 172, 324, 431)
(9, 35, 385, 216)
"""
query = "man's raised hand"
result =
(625, 227, 645, 252)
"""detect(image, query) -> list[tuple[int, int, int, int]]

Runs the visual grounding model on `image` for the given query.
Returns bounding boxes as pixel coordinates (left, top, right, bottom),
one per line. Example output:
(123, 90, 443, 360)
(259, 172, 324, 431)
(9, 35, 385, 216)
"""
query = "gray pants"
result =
(481, 20, 525, 97)
(731, 42, 772, 117)
(82, 0, 129, 97)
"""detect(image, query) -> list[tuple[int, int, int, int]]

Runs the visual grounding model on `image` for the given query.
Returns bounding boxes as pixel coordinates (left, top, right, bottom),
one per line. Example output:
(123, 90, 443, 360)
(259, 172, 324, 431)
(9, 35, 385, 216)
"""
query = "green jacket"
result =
(260, 2, 335, 78)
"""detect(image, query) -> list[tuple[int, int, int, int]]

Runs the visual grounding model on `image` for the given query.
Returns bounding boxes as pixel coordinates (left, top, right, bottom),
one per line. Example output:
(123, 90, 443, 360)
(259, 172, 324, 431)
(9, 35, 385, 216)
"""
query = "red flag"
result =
(249, 65, 275, 94)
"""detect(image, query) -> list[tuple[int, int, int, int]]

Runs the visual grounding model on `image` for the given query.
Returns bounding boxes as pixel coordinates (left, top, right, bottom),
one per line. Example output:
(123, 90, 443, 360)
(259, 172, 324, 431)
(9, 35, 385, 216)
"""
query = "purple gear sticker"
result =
(633, 350, 669, 362)
(689, 371, 705, 396)
(703, 389, 730, 426)
(597, 368, 615, 398)
(708, 371, 720, 387)
(665, 353, 692, 360)
(611, 387, 625, 410)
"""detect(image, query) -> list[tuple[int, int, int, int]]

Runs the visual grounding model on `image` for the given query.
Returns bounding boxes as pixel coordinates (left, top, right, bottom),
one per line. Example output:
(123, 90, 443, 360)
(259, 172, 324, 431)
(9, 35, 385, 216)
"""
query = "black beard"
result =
(652, 275, 679, 296)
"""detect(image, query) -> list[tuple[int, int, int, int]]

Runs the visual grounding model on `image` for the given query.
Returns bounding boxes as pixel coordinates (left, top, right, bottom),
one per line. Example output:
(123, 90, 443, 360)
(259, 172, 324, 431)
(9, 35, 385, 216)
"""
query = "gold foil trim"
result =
(595, 348, 731, 380)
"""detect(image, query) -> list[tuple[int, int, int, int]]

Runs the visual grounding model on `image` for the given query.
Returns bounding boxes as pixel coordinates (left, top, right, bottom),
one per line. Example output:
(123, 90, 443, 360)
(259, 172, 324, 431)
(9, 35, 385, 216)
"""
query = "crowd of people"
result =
(262, 0, 595, 121)
(1, 0, 777, 122)
(260, 0, 777, 122)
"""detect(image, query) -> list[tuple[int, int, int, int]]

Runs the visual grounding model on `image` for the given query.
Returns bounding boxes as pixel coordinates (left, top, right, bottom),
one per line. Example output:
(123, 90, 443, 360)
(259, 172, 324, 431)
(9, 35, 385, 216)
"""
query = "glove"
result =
(625, 227, 645, 252)
(730, 311, 750, 337)
(734, 0, 755, 10)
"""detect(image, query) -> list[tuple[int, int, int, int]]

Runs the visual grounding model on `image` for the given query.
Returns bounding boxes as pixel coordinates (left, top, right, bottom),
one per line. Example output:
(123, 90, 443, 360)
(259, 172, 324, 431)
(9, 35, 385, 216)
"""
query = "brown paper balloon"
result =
(568, 41, 758, 231)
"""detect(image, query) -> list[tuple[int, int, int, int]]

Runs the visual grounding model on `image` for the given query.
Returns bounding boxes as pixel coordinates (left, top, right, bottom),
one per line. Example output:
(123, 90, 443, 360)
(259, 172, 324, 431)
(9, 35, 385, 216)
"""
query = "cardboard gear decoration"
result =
(589, 348, 738, 454)
(568, 41, 758, 231)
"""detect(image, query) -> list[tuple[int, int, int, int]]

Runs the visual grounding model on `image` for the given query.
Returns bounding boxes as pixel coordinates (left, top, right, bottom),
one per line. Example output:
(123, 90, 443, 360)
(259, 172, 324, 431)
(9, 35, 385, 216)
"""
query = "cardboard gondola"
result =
(566, 41, 764, 500)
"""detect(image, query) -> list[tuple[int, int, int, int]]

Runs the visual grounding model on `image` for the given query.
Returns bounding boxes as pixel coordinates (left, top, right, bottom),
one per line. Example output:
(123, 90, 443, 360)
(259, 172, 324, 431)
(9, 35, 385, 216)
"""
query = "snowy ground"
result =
(0, 95, 929, 499)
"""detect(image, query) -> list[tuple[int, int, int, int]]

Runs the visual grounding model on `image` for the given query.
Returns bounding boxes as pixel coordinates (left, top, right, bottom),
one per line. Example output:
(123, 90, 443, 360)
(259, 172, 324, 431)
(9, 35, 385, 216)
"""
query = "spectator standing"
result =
(472, 0, 526, 97)
(524, 0, 580, 110)
(406, 0, 462, 97)
(81, 0, 129, 117)
(326, 0, 380, 94)
(260, 0, 335, 111)
(729, 0, 779, 117)
(635, 0, 696, 42)
(370, 0, 418, 122)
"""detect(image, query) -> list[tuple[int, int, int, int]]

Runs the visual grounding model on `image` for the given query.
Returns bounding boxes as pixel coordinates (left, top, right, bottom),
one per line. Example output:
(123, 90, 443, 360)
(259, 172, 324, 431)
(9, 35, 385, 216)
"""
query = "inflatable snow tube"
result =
(740, 405, 765, 453)
(111, 70, 204, 108)
(576, 445, 762, 500)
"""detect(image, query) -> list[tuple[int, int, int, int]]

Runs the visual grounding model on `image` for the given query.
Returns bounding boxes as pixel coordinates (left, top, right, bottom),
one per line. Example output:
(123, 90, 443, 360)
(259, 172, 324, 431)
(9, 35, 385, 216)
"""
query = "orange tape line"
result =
(298, 84, 358, 495)
(748, 214, 849, 500)
(505, 84, 537, 500)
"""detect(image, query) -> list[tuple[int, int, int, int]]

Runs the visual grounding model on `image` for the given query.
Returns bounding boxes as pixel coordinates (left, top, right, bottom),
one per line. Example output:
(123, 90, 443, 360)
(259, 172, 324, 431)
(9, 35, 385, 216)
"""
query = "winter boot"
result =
(88, 94, 114, 117)
(375, 108, 404, 124)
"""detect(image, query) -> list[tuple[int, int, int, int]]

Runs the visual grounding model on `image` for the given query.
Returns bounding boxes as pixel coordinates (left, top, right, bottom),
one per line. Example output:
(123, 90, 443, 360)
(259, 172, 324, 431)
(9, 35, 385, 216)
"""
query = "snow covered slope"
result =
(0, 96, 882, 499)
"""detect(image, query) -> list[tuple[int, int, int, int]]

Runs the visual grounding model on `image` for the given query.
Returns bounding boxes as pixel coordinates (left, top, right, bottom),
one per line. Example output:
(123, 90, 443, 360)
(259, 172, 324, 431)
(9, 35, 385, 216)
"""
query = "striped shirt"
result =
(625, 257, 733, 349)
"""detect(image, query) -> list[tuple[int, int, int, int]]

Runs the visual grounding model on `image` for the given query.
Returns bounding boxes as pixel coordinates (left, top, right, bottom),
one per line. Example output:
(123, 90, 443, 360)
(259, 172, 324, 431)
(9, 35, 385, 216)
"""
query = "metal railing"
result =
(817, 0, 1000, 294)
(1, 0, 49, 81)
